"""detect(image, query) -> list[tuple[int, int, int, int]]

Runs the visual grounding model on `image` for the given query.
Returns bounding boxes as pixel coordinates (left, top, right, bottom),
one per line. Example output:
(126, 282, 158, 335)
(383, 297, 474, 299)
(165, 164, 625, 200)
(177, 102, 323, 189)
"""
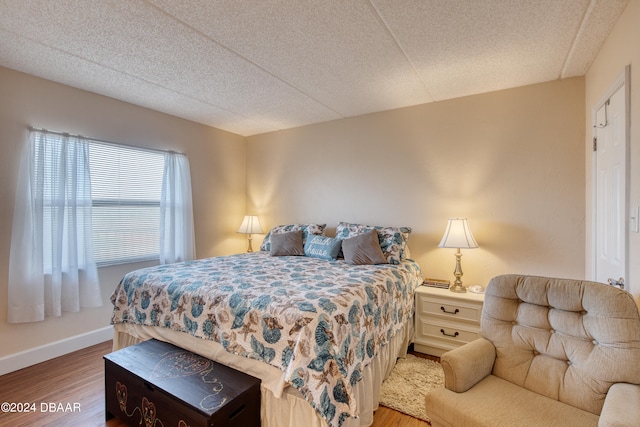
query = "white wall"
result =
(246, 78, 586, 287)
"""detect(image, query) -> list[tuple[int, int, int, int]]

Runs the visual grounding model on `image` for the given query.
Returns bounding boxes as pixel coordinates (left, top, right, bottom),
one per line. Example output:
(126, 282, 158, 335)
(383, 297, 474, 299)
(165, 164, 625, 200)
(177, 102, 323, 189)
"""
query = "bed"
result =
(110, 223, 422, 427)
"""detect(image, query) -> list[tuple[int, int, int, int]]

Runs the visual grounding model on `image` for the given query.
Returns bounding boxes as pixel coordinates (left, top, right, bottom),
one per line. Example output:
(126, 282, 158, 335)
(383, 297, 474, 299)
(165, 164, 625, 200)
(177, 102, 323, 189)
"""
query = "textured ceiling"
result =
(0, 0, 629, 136)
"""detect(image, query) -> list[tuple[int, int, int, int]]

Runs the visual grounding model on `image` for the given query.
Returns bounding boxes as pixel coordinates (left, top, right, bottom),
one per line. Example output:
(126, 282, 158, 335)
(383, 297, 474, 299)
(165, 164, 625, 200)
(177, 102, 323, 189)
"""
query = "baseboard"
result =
(0, 326, 113, 376)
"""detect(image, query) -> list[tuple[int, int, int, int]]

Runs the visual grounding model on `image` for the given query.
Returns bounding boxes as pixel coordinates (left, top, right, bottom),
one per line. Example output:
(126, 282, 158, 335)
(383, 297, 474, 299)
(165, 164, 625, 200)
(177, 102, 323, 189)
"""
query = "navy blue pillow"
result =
(304, 235, 342, 261)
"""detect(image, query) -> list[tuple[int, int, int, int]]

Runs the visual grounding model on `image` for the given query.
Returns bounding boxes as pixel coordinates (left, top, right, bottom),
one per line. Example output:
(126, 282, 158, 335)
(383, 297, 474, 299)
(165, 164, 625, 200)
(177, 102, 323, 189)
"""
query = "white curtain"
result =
(8, 131, 102, 323)
(160, 152, 195, 264)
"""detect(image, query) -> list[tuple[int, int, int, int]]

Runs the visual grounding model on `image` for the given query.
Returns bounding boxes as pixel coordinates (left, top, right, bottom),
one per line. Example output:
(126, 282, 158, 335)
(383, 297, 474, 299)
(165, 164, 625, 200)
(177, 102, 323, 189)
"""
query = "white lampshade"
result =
(438, 218, 478, 249)
(237, 215, 264, 235)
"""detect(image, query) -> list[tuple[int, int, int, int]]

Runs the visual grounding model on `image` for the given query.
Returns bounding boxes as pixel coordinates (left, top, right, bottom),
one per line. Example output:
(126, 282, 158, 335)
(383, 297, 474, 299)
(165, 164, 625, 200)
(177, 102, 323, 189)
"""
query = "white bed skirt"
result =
(112, 322, 413, 427)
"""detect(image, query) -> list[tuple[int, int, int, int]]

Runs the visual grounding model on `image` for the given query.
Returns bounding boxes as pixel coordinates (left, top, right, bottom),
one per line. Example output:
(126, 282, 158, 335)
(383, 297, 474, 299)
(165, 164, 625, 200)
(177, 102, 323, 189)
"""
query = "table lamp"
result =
(237, 215, 264, 252)
(438, 218, 478, 293)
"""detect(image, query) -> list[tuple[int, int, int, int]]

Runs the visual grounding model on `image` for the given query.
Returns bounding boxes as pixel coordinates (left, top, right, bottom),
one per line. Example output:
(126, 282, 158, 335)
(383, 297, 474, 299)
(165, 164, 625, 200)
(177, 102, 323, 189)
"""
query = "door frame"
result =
(589, 65, 630, 283)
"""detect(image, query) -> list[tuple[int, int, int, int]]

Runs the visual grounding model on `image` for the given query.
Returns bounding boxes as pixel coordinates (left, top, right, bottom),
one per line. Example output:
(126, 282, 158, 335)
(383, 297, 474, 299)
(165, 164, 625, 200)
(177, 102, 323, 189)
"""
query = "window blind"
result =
(88, 142, 164, 265)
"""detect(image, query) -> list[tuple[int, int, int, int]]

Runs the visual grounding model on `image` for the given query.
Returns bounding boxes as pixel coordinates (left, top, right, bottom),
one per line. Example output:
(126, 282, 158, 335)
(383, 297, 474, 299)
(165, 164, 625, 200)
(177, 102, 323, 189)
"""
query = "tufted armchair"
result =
(425, 274, 640, 427)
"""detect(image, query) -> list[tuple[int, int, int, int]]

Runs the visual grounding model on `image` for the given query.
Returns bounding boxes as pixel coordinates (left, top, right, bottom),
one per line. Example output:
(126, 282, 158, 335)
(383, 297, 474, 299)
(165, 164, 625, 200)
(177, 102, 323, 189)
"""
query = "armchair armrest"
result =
(441, 337, 495, 393)
(598, 383, 640, 427)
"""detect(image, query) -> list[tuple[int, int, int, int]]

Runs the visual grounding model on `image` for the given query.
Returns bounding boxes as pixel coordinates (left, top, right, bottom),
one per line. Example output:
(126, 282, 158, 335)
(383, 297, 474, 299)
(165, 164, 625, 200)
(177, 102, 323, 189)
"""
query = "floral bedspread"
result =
(110, 252, 422, 427)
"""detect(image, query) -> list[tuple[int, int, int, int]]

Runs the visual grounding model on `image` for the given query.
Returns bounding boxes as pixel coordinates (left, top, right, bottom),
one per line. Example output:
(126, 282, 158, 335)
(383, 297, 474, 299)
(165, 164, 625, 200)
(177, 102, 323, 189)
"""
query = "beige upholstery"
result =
(425, 274, 640, 427)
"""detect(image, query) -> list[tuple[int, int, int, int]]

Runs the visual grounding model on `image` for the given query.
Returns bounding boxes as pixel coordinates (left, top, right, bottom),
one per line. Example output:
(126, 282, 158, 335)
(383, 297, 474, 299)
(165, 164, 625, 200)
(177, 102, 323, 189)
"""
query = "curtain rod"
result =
(28, 126, 183, 155)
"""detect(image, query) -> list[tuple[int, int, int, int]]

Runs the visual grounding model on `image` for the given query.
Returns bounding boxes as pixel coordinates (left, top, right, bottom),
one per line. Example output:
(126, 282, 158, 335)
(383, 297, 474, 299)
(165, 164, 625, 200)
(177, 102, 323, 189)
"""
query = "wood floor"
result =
(0, 341, 430, 427)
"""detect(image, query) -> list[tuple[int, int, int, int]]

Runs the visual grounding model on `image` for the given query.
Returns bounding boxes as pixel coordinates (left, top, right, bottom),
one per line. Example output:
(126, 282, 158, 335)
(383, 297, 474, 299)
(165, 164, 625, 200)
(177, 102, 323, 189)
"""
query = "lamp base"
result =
(449, 283, 467, 293)
(448, 248, 467, 293)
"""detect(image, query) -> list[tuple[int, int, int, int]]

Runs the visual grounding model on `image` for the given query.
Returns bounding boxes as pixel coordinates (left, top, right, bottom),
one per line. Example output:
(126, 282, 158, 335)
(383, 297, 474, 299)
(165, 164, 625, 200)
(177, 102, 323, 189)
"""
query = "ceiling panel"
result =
(372, 0, 587, 101)
(149, 0, 434, 115)
(0, 28, 272, 134)
(0, 0, 630, 136)
(560, 0, 630, 78)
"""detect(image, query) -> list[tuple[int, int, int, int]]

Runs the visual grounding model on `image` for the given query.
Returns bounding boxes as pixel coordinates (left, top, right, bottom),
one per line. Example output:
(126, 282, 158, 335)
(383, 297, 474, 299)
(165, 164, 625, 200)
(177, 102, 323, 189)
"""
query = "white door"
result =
(594, 79, 628, 288)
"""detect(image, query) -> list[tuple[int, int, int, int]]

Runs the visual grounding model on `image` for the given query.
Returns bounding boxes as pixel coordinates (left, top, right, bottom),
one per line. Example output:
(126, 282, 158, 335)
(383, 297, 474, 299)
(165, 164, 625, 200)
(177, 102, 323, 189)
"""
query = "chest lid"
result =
(104, 338, 261, 417)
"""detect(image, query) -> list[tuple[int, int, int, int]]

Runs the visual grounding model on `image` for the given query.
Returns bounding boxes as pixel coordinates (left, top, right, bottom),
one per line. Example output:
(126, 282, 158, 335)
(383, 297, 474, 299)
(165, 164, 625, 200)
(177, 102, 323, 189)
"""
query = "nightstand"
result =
(414, 285, 485, 356)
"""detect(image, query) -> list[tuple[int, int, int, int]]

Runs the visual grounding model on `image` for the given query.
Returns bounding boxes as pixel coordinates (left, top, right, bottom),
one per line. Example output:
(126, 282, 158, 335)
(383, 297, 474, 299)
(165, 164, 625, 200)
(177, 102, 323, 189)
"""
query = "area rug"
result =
(379, 354, 444, 423)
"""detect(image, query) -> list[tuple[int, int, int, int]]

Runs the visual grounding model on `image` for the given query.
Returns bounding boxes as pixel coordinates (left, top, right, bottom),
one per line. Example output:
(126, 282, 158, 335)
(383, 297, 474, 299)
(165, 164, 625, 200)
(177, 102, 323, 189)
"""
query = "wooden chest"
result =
(104, 339, 261, 427)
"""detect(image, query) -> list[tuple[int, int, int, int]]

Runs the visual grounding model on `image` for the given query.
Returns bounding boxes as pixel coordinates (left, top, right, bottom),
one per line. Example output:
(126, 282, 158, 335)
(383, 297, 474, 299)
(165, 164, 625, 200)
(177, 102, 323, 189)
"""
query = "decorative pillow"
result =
(270, 230, 304, 256)
(342, 230, 387, 265)
(260, 223, 326, 251)
(335, 222, 411, 264)
(304, 235, 342, 261)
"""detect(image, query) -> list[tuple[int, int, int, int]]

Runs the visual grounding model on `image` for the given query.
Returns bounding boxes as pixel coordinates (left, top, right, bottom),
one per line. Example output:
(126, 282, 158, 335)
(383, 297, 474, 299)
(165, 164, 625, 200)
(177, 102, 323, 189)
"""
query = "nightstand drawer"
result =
(416, 293, 482, 324)
(413, 285, 484, 356)
(416, 319, 481, 346)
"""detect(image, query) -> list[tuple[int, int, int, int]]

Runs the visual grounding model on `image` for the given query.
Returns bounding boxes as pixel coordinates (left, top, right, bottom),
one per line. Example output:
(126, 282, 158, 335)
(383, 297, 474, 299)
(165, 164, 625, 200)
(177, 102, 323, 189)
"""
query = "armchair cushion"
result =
(426, 374, 599, 427)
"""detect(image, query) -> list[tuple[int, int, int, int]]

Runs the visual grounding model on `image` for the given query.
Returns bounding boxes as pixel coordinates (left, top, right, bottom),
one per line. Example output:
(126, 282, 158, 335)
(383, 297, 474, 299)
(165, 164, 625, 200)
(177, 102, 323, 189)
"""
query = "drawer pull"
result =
(440, 329, 459, 338)
(143, 381, 155, 391)
(440, 306, 460, 315)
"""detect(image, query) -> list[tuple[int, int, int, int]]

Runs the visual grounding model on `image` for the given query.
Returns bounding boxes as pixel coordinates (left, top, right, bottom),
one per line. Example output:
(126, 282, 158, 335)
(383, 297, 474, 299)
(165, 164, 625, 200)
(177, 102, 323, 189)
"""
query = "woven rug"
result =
(379, 354, 444, 423)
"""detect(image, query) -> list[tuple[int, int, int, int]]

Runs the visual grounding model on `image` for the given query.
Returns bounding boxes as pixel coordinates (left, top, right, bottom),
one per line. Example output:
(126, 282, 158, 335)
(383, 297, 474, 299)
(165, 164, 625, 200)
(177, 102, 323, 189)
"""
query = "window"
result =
(89, 143, 165, 265)
(34, 132, 166, 267)
(9, 128, 194, 323)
